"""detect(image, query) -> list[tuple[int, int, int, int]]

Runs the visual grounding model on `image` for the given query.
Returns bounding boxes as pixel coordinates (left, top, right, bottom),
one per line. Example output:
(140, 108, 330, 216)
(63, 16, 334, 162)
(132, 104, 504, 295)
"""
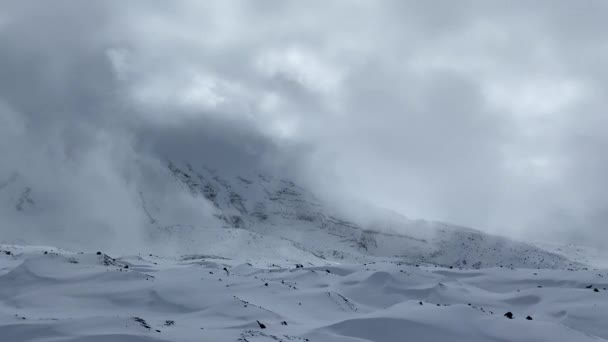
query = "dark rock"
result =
(504, 312, 514, 319)
(256, 320, 266, 329)
(96, 251, 102, 255)
(281, 321, 288, 325)
(526, 316, 533, 320)
(132, 317, 151, 330)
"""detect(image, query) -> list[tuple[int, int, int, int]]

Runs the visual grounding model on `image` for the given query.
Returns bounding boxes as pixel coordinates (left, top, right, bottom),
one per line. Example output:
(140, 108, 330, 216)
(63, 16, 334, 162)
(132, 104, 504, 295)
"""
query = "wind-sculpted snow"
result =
(1, 245, 607, 342)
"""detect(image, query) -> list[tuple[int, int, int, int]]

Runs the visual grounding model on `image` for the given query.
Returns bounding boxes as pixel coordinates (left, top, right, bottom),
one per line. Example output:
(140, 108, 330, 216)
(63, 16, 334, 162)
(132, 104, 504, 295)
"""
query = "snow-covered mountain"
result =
(3, 162, 607, 342)
(133, 161, 577, 270)
(1, 161, 580, 269)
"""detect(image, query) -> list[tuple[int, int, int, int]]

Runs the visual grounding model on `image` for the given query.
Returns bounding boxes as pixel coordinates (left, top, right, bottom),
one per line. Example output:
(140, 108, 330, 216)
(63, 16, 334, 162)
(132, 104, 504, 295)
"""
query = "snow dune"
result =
(1, 244, 607, 342)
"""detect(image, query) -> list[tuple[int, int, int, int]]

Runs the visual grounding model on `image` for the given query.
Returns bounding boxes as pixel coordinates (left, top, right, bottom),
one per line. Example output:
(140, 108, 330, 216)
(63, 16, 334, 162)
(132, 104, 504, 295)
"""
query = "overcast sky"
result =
(1, 1, 608, 246)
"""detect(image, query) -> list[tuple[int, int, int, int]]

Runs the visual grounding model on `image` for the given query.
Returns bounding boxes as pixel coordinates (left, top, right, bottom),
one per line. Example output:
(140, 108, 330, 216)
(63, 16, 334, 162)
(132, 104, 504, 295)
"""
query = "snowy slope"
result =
(138, 161, 580, 270)
(0, 244, 606, 342)
(1, 161, 581, 269)
(1, 162, 606, 341)
(0, 161, 581, 269)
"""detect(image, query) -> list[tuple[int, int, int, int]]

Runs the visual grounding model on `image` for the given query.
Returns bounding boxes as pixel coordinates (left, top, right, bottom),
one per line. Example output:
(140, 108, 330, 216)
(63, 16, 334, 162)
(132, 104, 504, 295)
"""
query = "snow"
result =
(2, 162, 607, 341)
(1, 244, 607, 342)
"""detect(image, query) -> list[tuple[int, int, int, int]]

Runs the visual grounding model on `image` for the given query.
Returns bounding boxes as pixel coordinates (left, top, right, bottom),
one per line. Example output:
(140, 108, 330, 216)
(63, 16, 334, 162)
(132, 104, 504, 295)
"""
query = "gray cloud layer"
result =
(1, 1, 608, 247)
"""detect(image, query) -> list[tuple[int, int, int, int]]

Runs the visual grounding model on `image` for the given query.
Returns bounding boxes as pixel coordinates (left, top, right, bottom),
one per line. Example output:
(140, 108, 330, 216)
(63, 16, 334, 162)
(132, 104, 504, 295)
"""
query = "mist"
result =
(1, 1, 608, 249)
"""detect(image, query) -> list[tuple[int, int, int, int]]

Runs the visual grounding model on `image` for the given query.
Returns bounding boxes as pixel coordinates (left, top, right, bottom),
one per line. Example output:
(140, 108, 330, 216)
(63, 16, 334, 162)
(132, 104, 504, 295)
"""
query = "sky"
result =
(1, 1, 608, 247)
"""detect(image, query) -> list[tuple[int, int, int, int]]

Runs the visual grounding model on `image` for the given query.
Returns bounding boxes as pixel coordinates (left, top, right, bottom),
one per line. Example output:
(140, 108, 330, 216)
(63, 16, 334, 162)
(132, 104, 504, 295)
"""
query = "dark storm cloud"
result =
(1, 1, 608, 247)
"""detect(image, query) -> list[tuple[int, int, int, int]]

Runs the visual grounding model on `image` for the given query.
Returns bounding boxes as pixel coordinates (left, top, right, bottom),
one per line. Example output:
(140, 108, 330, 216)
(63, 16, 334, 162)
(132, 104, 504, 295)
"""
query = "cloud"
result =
(1, 1, 608, 247)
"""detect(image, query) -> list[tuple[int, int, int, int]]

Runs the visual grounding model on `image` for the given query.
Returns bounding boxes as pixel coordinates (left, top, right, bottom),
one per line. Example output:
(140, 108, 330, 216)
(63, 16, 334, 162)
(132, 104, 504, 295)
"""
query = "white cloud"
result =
(256, 46, 344, 93)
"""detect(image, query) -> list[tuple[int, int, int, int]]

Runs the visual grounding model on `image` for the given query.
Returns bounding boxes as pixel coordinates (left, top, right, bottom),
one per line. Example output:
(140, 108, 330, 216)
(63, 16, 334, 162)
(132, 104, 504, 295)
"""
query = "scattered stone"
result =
(256, 320, 266, 329)
(419, 301, 423, 305)
(281, 321, 288, 325)
(526, 316, 533, 320)
(132, 317, 151, 330)
(586, 285, 593, 289)
(594, 288, 599, 292)
(164, 320, 175, 326)
(96, 251, 102, 255)
(504, 312, 514, 319)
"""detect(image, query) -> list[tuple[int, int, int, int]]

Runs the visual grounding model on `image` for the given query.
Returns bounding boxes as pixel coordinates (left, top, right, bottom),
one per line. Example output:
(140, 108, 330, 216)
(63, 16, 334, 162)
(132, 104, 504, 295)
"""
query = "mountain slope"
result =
(136, 161, 581, 269)
(0, 161, 581, 269)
